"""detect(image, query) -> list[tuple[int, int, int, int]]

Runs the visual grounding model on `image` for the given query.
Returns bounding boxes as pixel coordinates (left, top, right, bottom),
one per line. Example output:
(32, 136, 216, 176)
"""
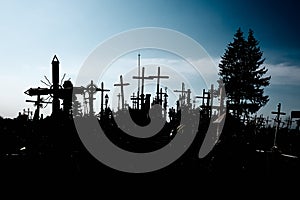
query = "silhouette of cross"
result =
(149, 67, 169, 105)
(133, 67, 153, 109)
(271, 103, 286, 147)
(96, 82, 110, 117)
(114, 75, 130, 110)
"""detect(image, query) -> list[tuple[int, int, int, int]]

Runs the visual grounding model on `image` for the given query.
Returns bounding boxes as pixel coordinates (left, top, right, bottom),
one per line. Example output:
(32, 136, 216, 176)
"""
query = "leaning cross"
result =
(114, 75, 130, 110)
(271, 103, 286, 147)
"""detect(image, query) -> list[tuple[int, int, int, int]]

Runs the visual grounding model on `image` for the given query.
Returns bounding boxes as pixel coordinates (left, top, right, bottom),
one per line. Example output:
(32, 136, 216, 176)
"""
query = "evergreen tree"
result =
(219, 28, 271, 117)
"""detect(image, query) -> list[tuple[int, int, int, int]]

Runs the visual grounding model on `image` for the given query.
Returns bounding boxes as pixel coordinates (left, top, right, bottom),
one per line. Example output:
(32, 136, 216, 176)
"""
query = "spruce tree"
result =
(219, 28, 271, 117)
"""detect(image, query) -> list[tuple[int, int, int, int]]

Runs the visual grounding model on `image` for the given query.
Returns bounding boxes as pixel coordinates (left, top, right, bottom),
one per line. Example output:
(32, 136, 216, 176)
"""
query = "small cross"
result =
(114, 75, 130, 110)
(96, 82, 110, 117)
(271, 103, 286, 147)
(148, 67, 169, 105)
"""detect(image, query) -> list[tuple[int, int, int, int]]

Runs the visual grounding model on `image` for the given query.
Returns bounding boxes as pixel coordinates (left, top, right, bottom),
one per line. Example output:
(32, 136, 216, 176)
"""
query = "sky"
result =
(0, 0, 299, 123)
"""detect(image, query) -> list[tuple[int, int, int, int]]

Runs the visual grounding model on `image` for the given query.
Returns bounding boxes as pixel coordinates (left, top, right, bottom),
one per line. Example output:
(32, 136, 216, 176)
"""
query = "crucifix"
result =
(271, 103, 286, 147)
(114, 75, 130, 110)
(96, 82, 110, 117)
(149, 66, 169, 105)
(133, 67, 153, 110)
(25, 56, 60, 114)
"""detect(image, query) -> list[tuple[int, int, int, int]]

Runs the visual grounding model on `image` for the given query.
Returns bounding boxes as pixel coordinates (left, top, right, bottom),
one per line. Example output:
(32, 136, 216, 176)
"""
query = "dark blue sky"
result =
(0, 0, 299, 118)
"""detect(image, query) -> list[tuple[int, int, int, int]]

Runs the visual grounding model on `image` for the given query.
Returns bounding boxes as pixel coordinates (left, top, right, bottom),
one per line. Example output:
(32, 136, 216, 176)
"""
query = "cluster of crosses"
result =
(24, 55, 111, 119)
(24, 55, 229, 121)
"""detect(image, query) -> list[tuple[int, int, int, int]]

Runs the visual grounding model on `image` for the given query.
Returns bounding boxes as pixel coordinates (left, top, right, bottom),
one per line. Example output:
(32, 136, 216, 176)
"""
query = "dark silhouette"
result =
(0, 53, 299, 184)
(219, 28, 271, 118)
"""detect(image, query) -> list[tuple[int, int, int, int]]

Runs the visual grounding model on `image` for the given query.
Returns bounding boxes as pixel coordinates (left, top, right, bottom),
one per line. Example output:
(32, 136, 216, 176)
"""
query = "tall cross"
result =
(149, 66, 169, 105)
(25, 55, 81, 117)
(96, 82, 110, 117)
(114, 75, 130, 110)
(133, 67, 153, 110)
(271, 103, 286, 147)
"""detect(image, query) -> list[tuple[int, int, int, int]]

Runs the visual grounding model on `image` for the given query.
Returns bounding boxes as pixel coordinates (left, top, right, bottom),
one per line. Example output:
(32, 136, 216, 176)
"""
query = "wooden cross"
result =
(132, 67, 153, 110)
(196, 89, 210, 107)
(96, 82, 110, 117)
(174, 82, 189, 106)
(114, 75, 130, 110)
(149, 66, 169, 105)
(271, 103, 286, 147)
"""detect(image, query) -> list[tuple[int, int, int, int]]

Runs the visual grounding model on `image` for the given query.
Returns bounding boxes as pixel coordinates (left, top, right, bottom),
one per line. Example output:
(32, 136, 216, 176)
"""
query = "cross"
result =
(196, 89, 210, 107)
(157, 87, 169, 119)
(133, 67, 153, 110)
(25, 55, 83, 117)
(271, 103, 286, 147)
(174, 82, 189, 106)
(114, 75, 130, 110)
(149, 66, 169, 105)
(96, 82, 110, 117)
(85, 80, 98, 116)
(195, 88, 212, 118)
(130, 92, 140, 109)
(25, 91, 51, 120)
